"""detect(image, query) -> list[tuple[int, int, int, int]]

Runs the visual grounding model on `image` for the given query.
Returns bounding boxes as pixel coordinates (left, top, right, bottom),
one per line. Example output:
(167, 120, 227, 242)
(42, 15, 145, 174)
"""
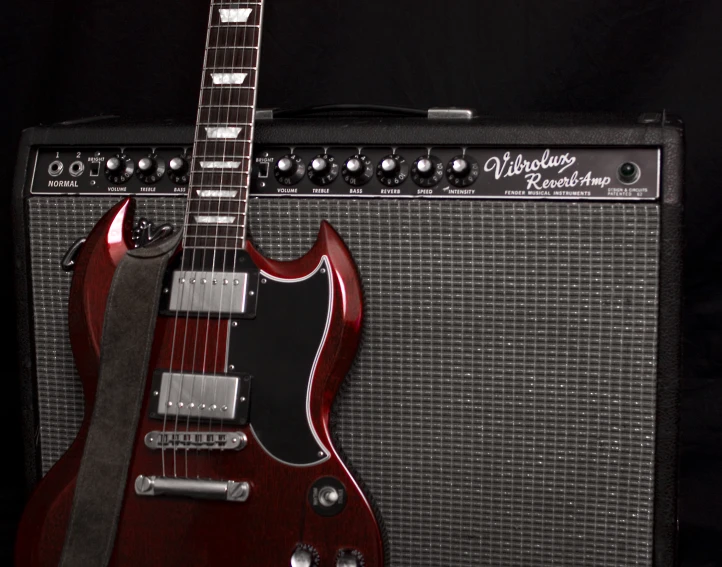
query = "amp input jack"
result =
(48, 160, 64, 177)
(69, 161, 85, 177)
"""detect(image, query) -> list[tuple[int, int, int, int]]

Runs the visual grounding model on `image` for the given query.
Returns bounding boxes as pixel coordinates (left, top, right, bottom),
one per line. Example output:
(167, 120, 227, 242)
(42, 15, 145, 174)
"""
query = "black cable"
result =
(271, 104, 427, 118)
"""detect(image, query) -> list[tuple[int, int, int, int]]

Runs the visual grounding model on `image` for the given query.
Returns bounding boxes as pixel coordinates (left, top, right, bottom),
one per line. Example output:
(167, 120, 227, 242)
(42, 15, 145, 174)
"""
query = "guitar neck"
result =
(184, 1, 265, 251)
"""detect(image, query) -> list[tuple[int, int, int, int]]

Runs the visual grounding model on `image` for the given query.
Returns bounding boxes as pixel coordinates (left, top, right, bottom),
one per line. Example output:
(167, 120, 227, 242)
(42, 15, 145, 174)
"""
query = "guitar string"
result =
(183, 0, 236, 479)
(158, 0, 218, 477)
(177, 0, 234, 479)
(213, 0, 264, 472)
(164, 0, 219, 479)
(199, 0, 250, 477)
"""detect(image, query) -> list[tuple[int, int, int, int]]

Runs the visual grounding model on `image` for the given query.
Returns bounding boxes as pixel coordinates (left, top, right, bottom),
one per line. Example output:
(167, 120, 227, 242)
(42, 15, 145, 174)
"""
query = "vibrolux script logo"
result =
(483, 149, 611, 193)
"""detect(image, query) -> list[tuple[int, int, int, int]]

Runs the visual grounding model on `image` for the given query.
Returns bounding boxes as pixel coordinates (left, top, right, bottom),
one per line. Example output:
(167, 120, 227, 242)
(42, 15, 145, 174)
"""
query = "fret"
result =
(201, 85, 255, 91)
(206, 48, 258, 70)
(193, 141, 256, 159)
(200, 88, 255, 107)
(199, 104, 253, 109)
(184, 237, 245, 250)
(190, 170, 251, 183)
(199, 107, 254, 124)
(189, 200, 248, 216)
(185, 227, 247, 244)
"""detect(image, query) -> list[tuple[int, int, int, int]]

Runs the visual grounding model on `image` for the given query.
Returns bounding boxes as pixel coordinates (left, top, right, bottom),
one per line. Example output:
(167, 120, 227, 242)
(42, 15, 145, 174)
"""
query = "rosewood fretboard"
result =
(184, 1, 265, 251)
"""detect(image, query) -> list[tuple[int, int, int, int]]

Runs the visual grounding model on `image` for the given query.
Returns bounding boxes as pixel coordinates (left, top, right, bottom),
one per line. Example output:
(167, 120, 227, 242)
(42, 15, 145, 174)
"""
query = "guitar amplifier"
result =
(13, 113, 683, 567)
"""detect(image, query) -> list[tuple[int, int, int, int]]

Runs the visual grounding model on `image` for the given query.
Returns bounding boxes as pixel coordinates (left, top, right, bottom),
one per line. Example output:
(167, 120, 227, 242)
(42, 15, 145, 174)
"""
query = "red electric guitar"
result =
(15, 1, 384, 565)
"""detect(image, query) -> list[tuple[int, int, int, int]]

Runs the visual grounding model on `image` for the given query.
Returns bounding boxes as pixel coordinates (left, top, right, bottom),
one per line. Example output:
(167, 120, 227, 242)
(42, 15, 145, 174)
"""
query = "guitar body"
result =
(15, 199, 385, 566)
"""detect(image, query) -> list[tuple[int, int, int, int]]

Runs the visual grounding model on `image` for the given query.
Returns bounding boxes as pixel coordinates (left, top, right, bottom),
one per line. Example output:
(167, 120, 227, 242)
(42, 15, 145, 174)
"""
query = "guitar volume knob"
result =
(291, 545, 320, 567)
(336, 550, 365, 567)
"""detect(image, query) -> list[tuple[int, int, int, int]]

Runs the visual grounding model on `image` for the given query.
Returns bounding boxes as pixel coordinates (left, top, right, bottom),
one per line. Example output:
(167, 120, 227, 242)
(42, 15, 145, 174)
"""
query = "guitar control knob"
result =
(376, 154, 409, 187)
(291, 545, 319, 567)
(135, 154, 166, 184)
(342, 154, 374, 186)
(446, 155, 480, 187)
(308, 154, 339, 185)
(105, 153, 135, 184)
(168, 155, 190, 185)
(336, 551, 364, 567)
(275, 154, 306, 186)
(411, 155, 444, 187)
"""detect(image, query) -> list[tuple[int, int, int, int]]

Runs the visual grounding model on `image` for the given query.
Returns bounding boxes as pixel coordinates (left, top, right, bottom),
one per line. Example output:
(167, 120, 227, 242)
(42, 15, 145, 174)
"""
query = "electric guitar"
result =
(15, 1, 385, 565)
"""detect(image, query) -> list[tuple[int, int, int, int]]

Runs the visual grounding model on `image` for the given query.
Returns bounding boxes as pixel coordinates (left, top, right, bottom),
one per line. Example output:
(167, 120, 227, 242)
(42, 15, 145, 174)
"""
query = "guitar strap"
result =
(59, 229, 182, 567)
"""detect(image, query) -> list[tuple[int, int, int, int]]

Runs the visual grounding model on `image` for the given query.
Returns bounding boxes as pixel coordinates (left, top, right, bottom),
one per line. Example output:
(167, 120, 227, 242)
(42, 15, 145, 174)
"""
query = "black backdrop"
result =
(3, 1, 722, 565)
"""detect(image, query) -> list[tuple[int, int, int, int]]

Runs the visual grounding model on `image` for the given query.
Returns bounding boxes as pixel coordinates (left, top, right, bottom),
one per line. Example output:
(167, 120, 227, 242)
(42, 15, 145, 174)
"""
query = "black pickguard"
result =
(228, 261, 330, 466)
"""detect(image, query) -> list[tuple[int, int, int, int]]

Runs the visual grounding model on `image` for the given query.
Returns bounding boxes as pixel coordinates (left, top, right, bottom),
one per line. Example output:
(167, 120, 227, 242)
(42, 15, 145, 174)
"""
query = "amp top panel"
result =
(30, 145, 660, 201)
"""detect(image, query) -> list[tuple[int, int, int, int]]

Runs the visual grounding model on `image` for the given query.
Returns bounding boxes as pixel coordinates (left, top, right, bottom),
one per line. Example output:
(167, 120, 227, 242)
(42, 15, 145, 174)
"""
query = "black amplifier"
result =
(13, 112, 683, 567)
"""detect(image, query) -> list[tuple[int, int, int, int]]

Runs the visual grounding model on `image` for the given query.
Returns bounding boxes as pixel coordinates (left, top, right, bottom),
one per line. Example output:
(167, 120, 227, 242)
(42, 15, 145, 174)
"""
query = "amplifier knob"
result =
(168, 155, 190, 185)
(411, 155, 444, 187)
(275, 154, 306, 186)
(376, 154, 409, 187)
(105, 153, 135, 184)
(342, 154, 374, 186)
(446, 155, 480, 187)
(135, 154, 166, 184)
(308, 154, 339, 185)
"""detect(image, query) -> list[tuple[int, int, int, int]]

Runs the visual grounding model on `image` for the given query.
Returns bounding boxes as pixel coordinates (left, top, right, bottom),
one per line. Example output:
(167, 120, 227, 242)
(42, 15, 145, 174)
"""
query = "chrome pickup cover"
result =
(144, 431, 247, 451)
(167, 270, 249, 314)
(150, 372, 251, 424)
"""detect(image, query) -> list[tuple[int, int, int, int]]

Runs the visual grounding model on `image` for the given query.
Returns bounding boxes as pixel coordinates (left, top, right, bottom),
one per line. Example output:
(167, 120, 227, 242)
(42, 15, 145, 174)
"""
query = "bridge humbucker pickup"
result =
(144, 431, 247, 451)
(149, 371, 251, 425)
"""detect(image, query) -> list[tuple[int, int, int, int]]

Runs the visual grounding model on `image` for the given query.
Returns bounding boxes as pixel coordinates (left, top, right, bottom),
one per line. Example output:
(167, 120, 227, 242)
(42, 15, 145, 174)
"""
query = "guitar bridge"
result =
(144, 431, 247, 451)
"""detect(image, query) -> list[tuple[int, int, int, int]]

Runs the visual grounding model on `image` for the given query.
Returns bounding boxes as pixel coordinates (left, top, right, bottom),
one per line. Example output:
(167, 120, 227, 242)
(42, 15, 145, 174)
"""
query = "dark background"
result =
(2, 0, 721, 565)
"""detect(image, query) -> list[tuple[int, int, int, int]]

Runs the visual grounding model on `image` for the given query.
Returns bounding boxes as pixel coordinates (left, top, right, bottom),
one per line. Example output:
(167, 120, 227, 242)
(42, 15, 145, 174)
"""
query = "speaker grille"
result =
(28, 197, 660, 566)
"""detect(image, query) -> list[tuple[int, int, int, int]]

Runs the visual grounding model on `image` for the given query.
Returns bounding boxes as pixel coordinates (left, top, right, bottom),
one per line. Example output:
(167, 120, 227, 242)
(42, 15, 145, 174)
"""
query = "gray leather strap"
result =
(60, 231, 181, 567)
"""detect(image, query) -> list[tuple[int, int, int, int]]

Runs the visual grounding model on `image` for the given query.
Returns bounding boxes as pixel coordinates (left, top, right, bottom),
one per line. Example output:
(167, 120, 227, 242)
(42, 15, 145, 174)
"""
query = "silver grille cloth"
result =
(28, 197, 660, 566)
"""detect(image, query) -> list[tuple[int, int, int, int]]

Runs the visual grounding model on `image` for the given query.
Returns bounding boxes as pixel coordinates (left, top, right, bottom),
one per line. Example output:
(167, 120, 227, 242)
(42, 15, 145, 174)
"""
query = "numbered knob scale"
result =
(308, 154, 340, 185)
(376, 154, 409, 187)
(275, 154, 306, 186)
(342, 154, 374, 186)
(411, 155, 444, 187)
(446, 155, 480, 187)
(168, 154, 190, 185)
(135, 154, 166, 184)
(105, 154, 135, 184)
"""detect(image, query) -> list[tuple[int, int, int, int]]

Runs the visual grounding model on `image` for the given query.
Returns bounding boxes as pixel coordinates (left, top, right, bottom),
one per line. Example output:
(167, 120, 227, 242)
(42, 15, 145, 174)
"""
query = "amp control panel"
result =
(30, 145, 660, 201)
